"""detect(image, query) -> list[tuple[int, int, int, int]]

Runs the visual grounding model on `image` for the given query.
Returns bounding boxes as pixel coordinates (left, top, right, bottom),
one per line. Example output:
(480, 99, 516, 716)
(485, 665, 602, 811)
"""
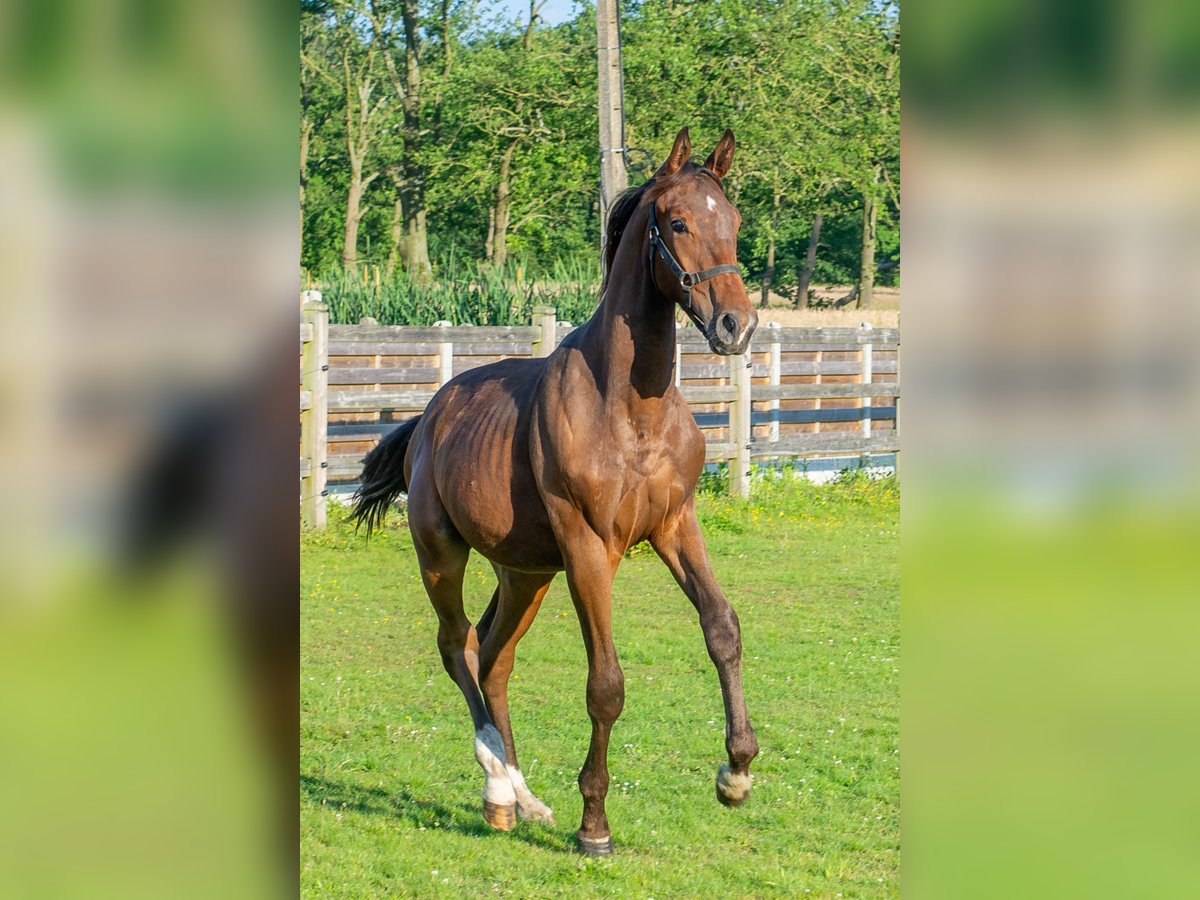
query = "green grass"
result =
(301, 471, 899, 898)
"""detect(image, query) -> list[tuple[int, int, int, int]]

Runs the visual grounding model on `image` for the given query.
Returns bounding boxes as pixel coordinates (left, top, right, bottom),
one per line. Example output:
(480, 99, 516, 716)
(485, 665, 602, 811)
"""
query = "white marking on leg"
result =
(716, 763, 752, 802)
(474, 725, 515, 805)
(507, 764, 555, 823)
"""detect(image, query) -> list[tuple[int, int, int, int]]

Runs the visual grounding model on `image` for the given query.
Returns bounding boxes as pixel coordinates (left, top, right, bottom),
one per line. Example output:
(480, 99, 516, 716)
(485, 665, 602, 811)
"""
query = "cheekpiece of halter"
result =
(647, 211, 742, 335)
(648, 213, 705, 331)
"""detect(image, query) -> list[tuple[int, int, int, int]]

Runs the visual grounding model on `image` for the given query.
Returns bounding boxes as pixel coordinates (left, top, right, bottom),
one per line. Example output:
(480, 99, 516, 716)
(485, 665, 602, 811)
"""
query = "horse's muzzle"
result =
(708, 306, 757, 355)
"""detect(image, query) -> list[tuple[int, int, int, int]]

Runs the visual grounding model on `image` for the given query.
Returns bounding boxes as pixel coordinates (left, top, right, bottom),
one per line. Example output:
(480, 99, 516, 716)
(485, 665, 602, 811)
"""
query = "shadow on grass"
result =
(300, 774, 571, 853)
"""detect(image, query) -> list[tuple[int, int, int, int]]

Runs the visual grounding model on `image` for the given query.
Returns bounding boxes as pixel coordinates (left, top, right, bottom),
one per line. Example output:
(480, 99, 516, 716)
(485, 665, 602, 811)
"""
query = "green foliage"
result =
(301, 481, 899, 896)
(317, 255, 601, 326)
(301, 1, 900, 313)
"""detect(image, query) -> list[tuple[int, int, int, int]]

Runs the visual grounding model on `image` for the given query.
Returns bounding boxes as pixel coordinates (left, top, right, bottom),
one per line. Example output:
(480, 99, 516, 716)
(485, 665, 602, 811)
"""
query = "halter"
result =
(647, 210, 742, 336)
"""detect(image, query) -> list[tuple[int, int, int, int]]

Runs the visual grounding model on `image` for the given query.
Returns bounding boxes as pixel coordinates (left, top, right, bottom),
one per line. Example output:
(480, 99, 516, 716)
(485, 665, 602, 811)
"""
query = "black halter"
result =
(648, 210, 743, 335)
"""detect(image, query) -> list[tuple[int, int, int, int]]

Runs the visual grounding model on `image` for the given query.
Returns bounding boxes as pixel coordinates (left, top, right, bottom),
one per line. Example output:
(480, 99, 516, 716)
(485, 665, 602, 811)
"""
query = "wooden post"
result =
(532, 305, 557, 358)
(596, 0, 628, 233)
(766, 321, 781, 443)
(729, 348, 752, 498)
(860, 323, 874, 437)
(301, 291, 328, 530)
(814, 348, 823, 433)
(435, 319, 453, 386)
(674, 342, 682, 387)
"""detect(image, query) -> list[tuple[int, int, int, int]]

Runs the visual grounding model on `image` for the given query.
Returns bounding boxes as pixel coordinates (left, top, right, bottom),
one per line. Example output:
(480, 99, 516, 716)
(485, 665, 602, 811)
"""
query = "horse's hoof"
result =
(716, 763, 752, 807)
(517, 802, 555, 825)
(483, 799, 517, 831)
(576, 833, 614, 857)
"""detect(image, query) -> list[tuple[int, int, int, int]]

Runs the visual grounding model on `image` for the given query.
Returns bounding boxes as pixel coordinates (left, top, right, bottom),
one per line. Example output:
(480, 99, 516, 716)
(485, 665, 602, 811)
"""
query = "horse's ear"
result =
(655, 127, 691, 179)
(704, 128, 736, 179)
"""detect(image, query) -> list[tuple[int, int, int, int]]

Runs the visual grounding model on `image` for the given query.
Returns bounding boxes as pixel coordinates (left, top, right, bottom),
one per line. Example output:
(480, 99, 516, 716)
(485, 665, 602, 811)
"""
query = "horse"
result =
(353, 127, 760, 856)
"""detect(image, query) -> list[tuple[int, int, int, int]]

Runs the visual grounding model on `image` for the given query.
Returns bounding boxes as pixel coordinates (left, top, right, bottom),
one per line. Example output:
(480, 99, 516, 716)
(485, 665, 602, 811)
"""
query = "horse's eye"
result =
(670, 219, 687, 233)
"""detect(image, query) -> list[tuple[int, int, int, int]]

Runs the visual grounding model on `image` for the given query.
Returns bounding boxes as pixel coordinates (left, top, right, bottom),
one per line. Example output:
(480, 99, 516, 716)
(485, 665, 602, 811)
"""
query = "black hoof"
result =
(576, 833, 614, 857)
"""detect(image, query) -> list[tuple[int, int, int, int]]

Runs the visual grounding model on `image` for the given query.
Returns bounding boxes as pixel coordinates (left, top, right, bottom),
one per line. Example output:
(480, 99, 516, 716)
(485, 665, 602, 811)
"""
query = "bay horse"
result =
(353, 127, 759, 856)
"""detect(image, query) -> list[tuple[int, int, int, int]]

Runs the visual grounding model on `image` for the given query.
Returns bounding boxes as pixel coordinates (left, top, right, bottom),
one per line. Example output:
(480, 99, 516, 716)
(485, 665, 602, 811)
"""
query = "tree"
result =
(303, 1, 389, 273)
(298, 0, 900, 309)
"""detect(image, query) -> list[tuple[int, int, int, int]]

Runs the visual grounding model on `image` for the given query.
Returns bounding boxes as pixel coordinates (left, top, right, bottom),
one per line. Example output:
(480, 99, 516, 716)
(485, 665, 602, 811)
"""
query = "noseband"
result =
(647, 211, 742, 335)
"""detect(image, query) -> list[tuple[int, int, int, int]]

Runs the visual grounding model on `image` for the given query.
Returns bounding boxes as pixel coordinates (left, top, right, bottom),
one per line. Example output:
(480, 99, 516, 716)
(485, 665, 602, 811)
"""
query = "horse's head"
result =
(649, 127, 757, 355)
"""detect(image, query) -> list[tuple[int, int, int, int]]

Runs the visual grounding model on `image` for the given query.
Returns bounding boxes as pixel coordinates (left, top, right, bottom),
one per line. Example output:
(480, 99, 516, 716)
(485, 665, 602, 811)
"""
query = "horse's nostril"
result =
(721, 313, 738, 337)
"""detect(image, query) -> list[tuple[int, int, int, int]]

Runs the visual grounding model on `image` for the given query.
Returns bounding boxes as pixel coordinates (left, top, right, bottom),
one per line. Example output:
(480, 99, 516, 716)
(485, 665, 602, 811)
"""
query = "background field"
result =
(301, 472, 899, 897)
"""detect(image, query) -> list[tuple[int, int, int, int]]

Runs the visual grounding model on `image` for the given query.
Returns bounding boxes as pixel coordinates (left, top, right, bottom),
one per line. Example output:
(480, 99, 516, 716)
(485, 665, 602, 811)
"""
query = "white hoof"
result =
(475, 726, 515, 805)
(507, 764, 555, 824)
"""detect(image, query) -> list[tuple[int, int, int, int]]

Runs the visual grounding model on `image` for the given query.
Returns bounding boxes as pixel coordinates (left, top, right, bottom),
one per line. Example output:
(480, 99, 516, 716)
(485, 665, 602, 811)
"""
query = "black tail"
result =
(352, 416, 422, 534)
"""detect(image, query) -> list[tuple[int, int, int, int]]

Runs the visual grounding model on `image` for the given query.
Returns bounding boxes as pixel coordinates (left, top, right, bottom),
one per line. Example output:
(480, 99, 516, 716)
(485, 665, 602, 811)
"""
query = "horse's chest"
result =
(591, 431, 682, 541)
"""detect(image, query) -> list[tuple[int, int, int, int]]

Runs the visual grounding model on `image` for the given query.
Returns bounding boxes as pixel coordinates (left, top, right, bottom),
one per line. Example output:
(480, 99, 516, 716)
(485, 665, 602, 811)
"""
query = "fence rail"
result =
(299, 294, 898, 526)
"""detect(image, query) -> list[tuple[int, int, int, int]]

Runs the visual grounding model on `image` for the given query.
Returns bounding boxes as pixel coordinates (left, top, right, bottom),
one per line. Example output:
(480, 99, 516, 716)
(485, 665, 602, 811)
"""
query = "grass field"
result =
(301, 472, 899, 898)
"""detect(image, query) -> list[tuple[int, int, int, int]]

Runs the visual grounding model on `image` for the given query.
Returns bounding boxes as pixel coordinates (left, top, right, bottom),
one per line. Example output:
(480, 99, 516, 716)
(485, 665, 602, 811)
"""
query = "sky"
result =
(496, 0, 580, 27)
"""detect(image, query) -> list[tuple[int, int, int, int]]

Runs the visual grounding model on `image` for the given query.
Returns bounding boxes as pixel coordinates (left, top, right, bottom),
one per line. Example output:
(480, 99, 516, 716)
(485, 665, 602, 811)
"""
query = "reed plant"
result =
(309, 256, 602, 327)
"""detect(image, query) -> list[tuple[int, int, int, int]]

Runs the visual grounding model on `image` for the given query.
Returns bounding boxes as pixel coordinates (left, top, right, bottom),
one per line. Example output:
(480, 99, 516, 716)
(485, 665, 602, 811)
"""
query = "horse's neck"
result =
(578, 220, 677, 408)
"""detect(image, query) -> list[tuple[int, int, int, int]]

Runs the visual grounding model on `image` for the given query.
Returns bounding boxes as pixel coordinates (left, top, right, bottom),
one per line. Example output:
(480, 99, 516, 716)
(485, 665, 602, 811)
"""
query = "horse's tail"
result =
(352, 415, 422, 534)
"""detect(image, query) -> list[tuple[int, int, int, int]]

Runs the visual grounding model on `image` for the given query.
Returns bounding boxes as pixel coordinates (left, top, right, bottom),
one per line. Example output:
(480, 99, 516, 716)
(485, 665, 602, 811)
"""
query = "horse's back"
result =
(411, 356, 563, 572)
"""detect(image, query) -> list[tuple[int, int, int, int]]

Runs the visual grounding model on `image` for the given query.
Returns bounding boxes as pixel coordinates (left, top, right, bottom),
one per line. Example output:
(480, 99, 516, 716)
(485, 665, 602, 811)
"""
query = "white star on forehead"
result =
(706, 195, 717, 211)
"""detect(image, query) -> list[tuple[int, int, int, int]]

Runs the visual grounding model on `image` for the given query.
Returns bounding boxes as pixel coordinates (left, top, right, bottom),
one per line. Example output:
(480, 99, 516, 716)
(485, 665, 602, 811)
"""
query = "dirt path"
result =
(753, 285, 899, 328)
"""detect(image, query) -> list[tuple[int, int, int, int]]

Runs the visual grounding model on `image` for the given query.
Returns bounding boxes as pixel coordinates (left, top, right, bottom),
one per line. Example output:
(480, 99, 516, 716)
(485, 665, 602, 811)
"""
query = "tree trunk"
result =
(386, 191, 403, 276)
(795, 212, 823, 309)
(759, 191, 781, 309)
(485, 207, 496, 261)
(300, 38, 314, 221)
(493, 140, 518, 269)
(857, 170, 879, 310)
(760, 237, 775, 309)
(404, 207, 431, 281)
(339, 42, 379, 274)
(399, 0, 433, 283)
(342, 160, 366, 272)
(300, 117, 311, 215)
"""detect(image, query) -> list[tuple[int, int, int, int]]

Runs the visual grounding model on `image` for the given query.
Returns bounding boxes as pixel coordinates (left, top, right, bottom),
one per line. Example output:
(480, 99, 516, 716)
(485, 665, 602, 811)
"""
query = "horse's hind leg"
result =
(407, 480, 516, 830)
(477, 566, 556, 824)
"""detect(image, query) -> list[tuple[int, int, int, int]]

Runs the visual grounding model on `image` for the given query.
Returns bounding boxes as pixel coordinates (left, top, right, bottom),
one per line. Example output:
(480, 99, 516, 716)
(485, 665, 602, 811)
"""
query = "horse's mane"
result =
(603, 179, 651, 285)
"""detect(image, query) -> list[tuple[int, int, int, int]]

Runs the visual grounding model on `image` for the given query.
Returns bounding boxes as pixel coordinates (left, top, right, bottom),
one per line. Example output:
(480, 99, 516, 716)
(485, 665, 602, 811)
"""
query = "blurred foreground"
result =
(0, 2, 297, 897)
(905, 0, 1200, 896)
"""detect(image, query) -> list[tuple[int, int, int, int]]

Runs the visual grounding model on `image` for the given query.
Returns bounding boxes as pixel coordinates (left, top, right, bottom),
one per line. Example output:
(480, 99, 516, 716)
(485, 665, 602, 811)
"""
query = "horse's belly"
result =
(431, 392, 562, 573)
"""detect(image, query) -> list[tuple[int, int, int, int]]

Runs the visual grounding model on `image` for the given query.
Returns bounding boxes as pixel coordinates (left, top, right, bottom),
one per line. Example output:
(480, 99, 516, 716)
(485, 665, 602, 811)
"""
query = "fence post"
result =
(729, 347, 752, 497)
(860, 323, 874, 438)
(766, 321, 781, 443)
(434, 320, 453, 386)
(532, 305, 557, 357)
(301, 291, 329, 530)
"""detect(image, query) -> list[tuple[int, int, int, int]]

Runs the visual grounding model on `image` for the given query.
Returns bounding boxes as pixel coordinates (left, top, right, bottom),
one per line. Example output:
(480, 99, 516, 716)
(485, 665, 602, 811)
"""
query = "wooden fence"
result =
(300, 292, 329, 529)
(300, 295, 898, 527)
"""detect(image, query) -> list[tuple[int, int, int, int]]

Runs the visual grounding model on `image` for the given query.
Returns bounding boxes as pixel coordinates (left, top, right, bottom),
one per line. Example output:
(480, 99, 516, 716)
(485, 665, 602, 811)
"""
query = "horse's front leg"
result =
(557, 523, 624, 856)
(652, 499, 759, 806)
